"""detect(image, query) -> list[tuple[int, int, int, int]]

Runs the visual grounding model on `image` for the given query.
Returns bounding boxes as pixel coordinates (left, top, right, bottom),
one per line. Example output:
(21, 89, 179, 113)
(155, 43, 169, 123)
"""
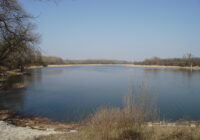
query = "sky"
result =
(19, 0, 200, 61)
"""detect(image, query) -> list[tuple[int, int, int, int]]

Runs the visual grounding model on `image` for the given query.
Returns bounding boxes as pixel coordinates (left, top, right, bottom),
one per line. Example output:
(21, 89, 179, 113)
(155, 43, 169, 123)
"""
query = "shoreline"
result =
(1, 109, 200, 128)
(1, 109, 200, 139)
(123, 64, 200, 70)
(31, 64, 200, 70)
(0, 109, 80, 131)
(0, 109, 80, 140)
(0, 121, 63, 140)
(47, 64, 114, 67)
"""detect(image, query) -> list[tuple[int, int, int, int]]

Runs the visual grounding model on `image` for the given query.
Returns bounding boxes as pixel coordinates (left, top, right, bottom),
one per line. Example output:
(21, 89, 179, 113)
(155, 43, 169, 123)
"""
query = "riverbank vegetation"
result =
(36, 87, 200, 140)
(42, 56, 131, 65)
(40, 55, 200, 68)
(36, 126, 200, 140)
(134, 54, 200, 67)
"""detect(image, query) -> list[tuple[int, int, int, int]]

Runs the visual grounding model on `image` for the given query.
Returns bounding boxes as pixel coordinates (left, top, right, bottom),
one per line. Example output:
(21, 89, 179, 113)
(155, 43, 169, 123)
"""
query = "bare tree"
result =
(0, 0, 40, 71)
(184, 53, 193, 68)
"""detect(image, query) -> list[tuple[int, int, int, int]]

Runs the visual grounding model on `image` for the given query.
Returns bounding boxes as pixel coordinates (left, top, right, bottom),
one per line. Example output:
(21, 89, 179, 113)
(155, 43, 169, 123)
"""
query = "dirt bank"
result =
(0, 121, 62, 140)
(0, 109, 80, 139)
(0, 109, 80, 130)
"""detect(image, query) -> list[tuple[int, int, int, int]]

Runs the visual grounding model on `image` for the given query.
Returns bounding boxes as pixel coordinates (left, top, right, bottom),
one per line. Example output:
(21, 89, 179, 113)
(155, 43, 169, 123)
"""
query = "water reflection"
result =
(0, 66, 200, 122)
(0, 89, 25, 110)
(0, 69, 43, 111)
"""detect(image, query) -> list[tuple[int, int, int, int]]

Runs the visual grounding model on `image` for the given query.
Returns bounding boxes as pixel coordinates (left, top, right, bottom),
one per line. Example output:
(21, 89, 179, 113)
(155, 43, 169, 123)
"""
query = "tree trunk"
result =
(20, 65, 24, 72)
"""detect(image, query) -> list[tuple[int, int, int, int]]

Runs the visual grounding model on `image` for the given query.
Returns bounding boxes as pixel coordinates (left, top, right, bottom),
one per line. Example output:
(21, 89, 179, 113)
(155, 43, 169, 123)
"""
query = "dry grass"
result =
(36, 126, 200, 140)
(36, 85, 200, 140)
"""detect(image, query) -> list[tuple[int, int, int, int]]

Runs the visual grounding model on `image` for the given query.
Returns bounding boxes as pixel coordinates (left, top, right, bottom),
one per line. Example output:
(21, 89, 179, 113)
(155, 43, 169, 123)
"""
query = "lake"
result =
(0, 65, 200, 122)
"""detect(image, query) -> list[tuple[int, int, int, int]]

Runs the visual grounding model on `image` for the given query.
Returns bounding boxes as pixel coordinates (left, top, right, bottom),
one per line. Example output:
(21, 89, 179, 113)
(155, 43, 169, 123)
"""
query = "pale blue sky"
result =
(19, 0, 200, 61)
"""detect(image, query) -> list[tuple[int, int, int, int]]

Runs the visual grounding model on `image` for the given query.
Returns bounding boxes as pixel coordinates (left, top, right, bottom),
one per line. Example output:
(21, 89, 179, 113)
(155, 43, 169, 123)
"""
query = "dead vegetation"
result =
(3, 85, 200, 140)
(0, 109, 79, 132)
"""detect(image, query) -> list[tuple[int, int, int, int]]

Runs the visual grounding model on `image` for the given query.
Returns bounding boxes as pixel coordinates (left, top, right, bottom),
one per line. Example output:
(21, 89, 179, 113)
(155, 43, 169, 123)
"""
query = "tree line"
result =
(42, 56, 131, 65)
(134, 54, 200, 67)
(36, 55, 200, 66)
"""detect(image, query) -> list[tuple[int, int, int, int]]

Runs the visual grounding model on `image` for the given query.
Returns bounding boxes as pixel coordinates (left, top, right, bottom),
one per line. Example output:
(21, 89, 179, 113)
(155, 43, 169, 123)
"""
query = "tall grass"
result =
(84, 84, 157, 140)
(36, 85, 200, 140)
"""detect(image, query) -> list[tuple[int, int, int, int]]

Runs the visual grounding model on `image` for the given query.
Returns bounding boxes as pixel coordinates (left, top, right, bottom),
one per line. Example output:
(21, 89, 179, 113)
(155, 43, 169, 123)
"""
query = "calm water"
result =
(0, 66, 200, 122)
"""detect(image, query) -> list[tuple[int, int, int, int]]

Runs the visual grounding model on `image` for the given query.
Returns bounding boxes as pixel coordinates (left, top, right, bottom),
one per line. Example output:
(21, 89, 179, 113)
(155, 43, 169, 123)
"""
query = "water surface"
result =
(0, 66, 200, 122)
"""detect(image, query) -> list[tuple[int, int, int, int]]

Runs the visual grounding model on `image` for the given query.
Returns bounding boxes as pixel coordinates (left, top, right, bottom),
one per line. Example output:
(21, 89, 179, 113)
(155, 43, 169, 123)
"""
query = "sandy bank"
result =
(0, 109, 79, 140)
(47, 64, 200, 70)
(0, 121, 62, 140)
(47, 64, 113, 67)
(123, 64, 200, 70)
(27, 66, 44, 69)
(27, 64, 200, 70)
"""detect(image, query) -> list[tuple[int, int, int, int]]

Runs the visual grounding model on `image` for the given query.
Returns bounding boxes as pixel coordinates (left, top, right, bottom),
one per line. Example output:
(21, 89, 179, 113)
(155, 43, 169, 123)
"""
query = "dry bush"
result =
(89, 84, 157, 127)
(36, 126, 200, 140)
(157, 127, 200, 140)
(85, 84, 157, 140)
(36, 84, 200, 140)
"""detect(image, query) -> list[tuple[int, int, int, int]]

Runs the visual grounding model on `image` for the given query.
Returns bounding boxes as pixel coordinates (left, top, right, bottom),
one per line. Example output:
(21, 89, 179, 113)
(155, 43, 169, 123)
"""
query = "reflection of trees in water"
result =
(0, 69, 43, 111)
(25, 68, 43, 86)
(4, 75, 25, 90)
(143, 68, 162, 79)
(172, 70, 200, 91)
(0, 68, 64, 112)
(3, 69, 43, 90)
(143, 68, 200, 81)
(143, 68, 200, 95)
(169, 69, 200, 83)
(0, 89, 25, 111)
(178, 70, 198, 80)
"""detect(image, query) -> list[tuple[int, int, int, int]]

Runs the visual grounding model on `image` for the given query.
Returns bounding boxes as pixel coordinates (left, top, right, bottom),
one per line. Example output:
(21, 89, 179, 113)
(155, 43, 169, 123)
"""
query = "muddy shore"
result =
(0, 109, 80, 140)
(0, 121, 63, 140)
(1, 109, 200, 140)
(0, 109, 80, 131)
